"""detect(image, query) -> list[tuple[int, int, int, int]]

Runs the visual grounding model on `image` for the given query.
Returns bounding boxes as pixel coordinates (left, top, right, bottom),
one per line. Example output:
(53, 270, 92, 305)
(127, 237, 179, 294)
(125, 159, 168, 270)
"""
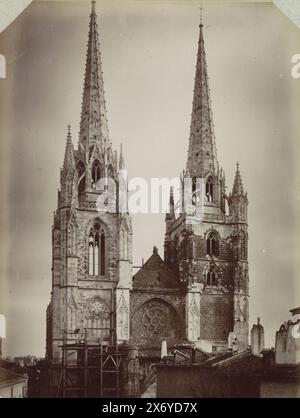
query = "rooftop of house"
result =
(0, 367, 27, 389)
(158, 347, 264, 377)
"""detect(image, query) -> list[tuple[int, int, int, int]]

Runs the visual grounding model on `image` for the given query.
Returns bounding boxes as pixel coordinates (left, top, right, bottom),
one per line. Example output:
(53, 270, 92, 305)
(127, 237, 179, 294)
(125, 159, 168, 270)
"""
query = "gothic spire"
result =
(186, 21, 218, 178)
(63, 124, 75, 170)
(119, 143, 125, 170)
(79, 1, 109, 154)
(166, 187, 175, 220)
(232, 162, 244, 195)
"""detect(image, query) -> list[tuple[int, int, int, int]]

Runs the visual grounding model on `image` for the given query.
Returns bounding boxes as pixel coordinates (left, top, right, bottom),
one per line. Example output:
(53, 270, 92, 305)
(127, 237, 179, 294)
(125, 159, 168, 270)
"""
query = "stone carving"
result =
(188, 295, 200, 342)
(132, 299, 180, 345)
(67, 295, 77, 332)
(80, 297, 110, 340)
(234, 295, 248, 323)
(85, 297, 110, 319)
(143, 306, 167, 336)
(116, 293, 129, 340)
(179, 259, 197, 285)
(233, 262, 248, 291)
(79, 200, 97, 210)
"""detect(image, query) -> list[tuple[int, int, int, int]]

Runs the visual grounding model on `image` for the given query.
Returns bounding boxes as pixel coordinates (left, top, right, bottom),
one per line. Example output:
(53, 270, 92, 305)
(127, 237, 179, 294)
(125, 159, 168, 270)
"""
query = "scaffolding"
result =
(56, 342, 124, 398)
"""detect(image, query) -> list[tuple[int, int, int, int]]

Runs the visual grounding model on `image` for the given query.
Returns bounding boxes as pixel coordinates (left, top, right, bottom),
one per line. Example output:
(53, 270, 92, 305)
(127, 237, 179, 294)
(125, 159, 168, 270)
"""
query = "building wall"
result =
(200, 292, 233, 341)
(157, 366, 259, 398)
(48, 189, 133, 362)
(164, 213, 249, 348)
(260, 380, 300, 398)
(0, 381, 27, 398)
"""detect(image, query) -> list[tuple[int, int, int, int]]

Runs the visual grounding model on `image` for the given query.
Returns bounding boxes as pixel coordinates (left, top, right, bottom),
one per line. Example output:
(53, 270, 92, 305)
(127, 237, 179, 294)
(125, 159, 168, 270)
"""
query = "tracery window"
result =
(88, 222, 106, 276)
(207, 264, 220, 286)
(192, 177, 197, 206)
(84, 297, 110, 340)
(206, 176, 214, 202)
(91, 160, 102, 189)
(206, 231, 219, 257)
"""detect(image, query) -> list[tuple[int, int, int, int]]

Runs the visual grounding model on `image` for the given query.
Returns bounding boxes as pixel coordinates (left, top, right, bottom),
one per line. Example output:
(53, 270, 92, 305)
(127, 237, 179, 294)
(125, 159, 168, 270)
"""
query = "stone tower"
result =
(46, 2, 132, 363)
(164, 22, 249, 352)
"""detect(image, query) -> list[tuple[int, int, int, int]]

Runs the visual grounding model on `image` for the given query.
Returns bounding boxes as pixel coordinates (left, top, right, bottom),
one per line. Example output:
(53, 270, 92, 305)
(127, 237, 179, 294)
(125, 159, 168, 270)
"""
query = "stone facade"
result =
(46, 4, 132, 364)
(130, 248, 186, 348)
(46, 3, 250, 378)
(163, 24, 249, 352)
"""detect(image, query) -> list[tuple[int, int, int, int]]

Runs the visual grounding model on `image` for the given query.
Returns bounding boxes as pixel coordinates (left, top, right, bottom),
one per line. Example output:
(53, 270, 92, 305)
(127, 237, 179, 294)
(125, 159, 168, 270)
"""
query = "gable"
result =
(133, 249, 180, 289)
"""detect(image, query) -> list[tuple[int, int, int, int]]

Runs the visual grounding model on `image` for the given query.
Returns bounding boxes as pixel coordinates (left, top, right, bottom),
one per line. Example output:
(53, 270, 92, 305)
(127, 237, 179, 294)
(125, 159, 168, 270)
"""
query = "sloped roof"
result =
(133, 247, 180, 289)
(158, 348, 263, 379)
(0, 367, 27, 389)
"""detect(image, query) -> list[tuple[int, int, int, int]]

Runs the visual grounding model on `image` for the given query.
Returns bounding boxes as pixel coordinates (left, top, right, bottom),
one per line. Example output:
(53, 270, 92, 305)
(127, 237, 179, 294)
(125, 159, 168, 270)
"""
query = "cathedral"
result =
(45, 2, 249, 396)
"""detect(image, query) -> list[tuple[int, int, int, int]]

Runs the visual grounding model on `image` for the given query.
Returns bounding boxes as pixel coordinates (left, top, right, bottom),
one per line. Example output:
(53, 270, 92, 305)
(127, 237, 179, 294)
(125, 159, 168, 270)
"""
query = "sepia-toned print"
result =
(0, 0, 299, 399)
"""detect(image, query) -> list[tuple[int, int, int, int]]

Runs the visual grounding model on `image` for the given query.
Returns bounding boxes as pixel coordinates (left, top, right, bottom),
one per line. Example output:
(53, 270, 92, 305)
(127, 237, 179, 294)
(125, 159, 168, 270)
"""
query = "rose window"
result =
(142, 307, 167, 336)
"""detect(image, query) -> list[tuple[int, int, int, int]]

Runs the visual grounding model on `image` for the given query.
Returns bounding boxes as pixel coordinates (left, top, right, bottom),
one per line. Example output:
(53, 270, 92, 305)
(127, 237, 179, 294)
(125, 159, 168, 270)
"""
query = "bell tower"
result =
(46, 2, 132, 364)
(164, 20, 249, 352)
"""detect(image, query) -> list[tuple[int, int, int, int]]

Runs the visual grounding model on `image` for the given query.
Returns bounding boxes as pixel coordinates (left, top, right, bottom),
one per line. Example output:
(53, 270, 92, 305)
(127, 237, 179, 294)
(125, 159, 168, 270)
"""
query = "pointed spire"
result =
(63, 124, 75, 169)
(91, 0, 96, 14)
(79, 1, 109, 153)
(186, 18, 218, 178)
(200, 3, 203, 26)
(168, 187, 175, 219)
(232, 162, 244, 195)
(119, 143, 125, 170)
(170, 186, 174, 204)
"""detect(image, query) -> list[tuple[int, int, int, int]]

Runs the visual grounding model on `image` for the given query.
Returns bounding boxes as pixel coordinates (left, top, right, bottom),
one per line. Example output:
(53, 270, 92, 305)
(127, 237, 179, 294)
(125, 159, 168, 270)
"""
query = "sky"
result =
(0, 0, 300, 357)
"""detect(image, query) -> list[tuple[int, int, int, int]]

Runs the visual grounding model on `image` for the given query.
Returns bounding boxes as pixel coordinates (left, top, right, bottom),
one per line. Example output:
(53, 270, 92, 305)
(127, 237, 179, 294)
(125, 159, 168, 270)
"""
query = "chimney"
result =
(228, 331, 238, 352)
(275, 307, 300, 365)
(251, 317, 265, 356)
(290, 306, 300, 322)
(161, 340, 168, 359)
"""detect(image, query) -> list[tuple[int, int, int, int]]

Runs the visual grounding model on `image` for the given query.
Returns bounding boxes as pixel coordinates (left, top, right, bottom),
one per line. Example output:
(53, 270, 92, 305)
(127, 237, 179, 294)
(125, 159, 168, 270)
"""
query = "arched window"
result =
(207, 264, 219, 286)
(206, 231, 219, 257)
(88, 222, 106, 276)
(84, 298, 110, 340)
(206, 176, 214, 202)
(77, 161, 85, 195)
(192, 177, 197, 206)
(91, 160, 102, 189)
